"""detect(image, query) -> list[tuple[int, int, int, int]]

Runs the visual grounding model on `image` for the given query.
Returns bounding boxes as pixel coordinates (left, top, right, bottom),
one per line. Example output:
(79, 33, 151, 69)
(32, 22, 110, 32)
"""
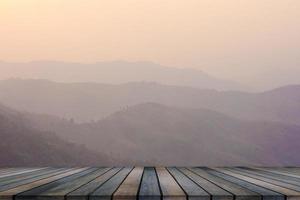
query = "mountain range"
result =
(0, 103, 112, 167)
(15, 102, 300, 166)
(0, 60, 246, 91)
(1, 78, 300, 166)
(0, 79, 299, 125)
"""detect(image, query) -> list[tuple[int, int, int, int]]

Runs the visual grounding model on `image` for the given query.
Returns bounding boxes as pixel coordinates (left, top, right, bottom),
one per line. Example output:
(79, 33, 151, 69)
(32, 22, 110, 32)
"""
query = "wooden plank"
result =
(0, 169, 28, 176)
(275, 168, 300, 175)
(19, 168, 109, 200)
(242, 167, 300, 187)
(255, 168, 300, 179)
(190, 168, 260, 200)
(0, 168, 88, 200)
(0, 168, 52, 187)
(0, 168, 31, 175)
(139, 167, 161, 200)
(217, 168, 300, 200)
(156, 167, 186, 200)
(0, 169, 11, 174)
(0, 168, 44, 179)
(232, 168, 300, 192)
(208, 168, 284, 200)
(90, 167, 133, 200)
(15, 168, 98, 200)
(113, 167, 144, 200)
(67, 168, 121, 200)
(168, 167, 209, 200)
(0, 168, 65, 192)
(178, 168, 232, 200)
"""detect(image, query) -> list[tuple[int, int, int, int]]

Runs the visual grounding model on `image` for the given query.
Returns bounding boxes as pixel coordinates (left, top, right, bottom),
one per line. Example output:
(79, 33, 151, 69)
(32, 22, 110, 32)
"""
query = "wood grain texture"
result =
(0, 168, 87, 200)
(178, 168, 232, 200)
(241, 167, 300, 187)
(218, 168, 300, 200)
(168, 167, 209, 200)
(67, 168, 120, 200)
(113, 167, 144, 200)
(208, 168, 284, 200)
(156, 167, 186, 200)
(139, 167, 161, 200)
(90, 167, 133, 200)
(190, 167, 260, 200)
(232, 168, 300, 192)
(16, 168, 97, 200)
(254, 168, 300, 179)
(0, 168, 300, 200)
(0, 168, 44, 179)
(0, 168, 49, 186)
(0, 168, 65, 192)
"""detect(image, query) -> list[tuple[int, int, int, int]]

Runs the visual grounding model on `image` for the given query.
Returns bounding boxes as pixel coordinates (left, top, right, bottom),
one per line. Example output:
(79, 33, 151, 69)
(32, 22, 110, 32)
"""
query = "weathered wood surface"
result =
(0, 167, 300, 200)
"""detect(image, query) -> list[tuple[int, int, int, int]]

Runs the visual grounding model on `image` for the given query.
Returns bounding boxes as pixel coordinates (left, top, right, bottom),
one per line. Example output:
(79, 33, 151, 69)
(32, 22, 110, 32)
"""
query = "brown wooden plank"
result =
(113, 167, 144, 200)
(156, 167, 186, 200)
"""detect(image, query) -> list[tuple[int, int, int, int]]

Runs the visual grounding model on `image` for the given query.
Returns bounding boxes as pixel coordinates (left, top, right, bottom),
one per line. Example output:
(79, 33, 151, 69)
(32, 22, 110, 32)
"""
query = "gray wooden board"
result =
(156, 167, 186, 200)
(67, 168, 120, 200)
(274, 168, 300, 175)
(0, 168, 300, 200)
(0, 169, 28, 176)
(22, 168, 109, 197)
(90, 167, 133, 200)
(0, 168, 53, 187)
(190, 167, 260, 200)
(15, 168, 97, 200)
(139, 167, 161, 200)
(255, 168, 300, 179)
(0, 168, 31, 175)
(232, 168, 300, 192)
(219, 168, 300, 199)
(178, 168, 232, 200)
(208, 168, 284, 200)
(168, 167, 209, 200)
(0, 169, 44, 179)
(0, 168, 87, 200)
(113, 167, 144, 200)
(0, 168, 68, 192)
(241, 167, 300, 187)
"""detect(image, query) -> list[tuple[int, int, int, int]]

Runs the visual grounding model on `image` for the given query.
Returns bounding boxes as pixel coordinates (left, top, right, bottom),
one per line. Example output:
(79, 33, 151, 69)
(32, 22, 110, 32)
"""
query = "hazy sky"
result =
(0, 0, 300, 84)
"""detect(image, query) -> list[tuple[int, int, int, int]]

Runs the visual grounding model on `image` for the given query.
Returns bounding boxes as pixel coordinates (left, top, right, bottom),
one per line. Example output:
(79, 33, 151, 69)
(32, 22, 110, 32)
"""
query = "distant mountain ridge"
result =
(0, 103, 112, 167)
(0, 79, 299, 125)
(0, 60, 246, 91)
(23, 103, 300, 166)
(1, 99, 300, 166)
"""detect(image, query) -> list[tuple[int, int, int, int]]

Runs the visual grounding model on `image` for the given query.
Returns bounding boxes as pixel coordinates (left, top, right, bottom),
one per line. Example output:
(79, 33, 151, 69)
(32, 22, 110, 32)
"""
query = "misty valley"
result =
(0, 63, 300, 166)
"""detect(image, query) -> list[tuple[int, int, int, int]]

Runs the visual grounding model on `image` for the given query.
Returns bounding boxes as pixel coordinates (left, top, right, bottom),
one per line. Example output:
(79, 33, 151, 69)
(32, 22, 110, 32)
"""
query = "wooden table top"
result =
(0, 167, 300, 200)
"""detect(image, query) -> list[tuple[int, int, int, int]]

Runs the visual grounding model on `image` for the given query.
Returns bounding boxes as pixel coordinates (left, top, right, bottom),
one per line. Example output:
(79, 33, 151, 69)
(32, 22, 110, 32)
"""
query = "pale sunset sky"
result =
(0, 0, 300, 84)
